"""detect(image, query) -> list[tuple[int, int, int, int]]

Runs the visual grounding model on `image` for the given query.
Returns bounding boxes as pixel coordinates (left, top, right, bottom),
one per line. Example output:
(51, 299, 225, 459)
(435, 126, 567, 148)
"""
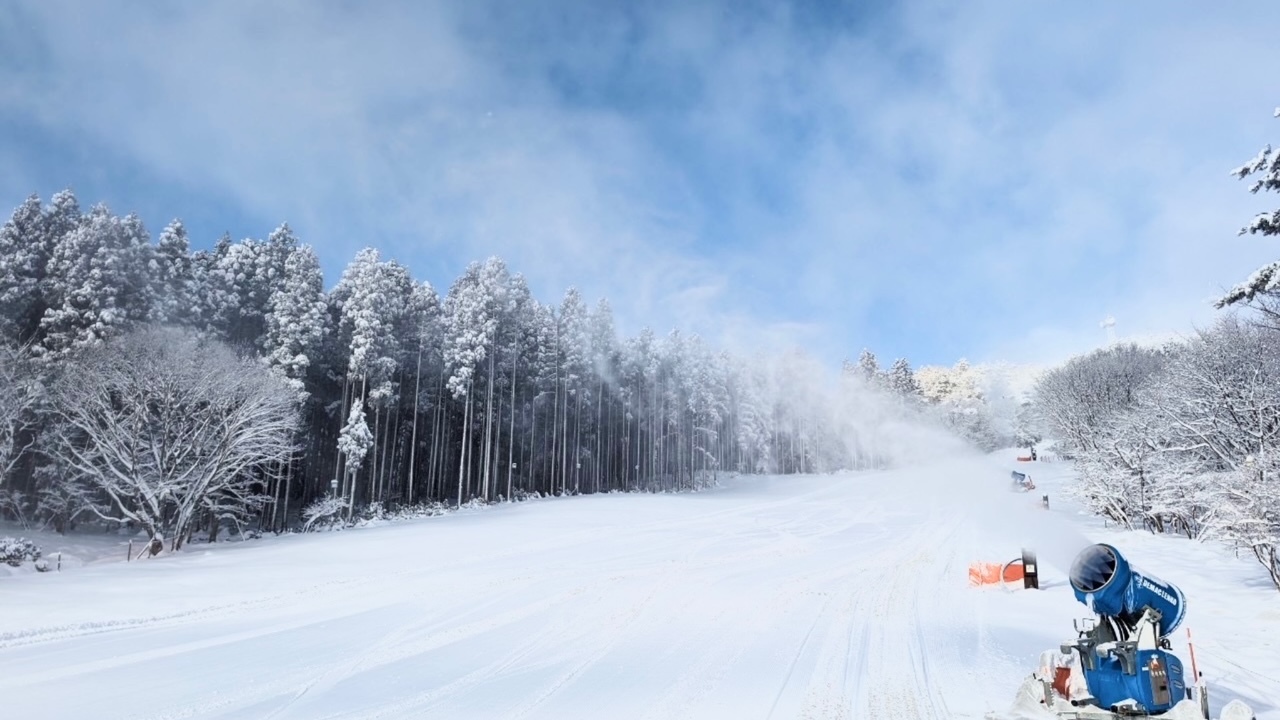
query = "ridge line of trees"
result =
(0, 190, 995, 540)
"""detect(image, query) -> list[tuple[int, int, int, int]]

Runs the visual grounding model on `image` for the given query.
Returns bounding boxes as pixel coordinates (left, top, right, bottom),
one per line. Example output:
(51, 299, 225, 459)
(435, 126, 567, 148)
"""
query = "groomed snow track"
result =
(1, 457, 1021, 719)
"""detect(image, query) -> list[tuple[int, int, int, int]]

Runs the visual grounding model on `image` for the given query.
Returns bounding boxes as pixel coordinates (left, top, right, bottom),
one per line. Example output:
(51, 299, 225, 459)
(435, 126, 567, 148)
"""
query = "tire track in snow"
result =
(765, 587, 838, 719)
(261, 578, 613, 720)
(496, 569, 676, 720)
(130, 575, 591, 720)
(847, 499, 961, 720)
(764, 526, 899, 720)
(128, 589, 524, 720)
(612, 504, 880, 720)
(786, 521, 911, 720)
(284, 521, 770, 720)
(632, 600, 762, 720)
(0, 573, 377, 651)
(319, 602, 581, 720)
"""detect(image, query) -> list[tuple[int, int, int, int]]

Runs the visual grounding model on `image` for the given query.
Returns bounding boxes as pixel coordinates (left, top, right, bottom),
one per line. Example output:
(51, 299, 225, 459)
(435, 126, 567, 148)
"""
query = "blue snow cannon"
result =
(1066, 544, 1187, 714)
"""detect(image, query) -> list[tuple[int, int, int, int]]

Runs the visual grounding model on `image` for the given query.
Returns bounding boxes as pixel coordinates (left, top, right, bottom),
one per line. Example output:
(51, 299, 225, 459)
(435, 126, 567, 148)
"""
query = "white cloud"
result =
(2, 0, 1280, 372)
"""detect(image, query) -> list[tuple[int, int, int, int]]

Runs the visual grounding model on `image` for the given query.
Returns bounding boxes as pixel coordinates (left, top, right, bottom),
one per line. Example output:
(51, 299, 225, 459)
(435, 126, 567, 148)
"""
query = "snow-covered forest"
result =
(0, 192, 1023, 543)
(1033, 109, 1280, 591)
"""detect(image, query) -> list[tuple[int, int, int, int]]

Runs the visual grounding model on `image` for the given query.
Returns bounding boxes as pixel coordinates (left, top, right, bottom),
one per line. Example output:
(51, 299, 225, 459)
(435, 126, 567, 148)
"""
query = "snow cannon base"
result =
(1079, 646, 1185, 715)
(985, 673, 1218, 720)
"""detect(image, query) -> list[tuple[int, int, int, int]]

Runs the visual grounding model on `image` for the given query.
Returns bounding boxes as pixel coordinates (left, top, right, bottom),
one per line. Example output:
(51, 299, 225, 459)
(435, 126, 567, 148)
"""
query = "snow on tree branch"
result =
(44, 327, 298, 550)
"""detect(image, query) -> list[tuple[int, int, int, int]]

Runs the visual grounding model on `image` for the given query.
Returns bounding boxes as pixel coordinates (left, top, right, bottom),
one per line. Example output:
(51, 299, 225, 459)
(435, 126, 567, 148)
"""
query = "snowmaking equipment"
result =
(989, 543, 1257, 720)
(969, 549, 1040, 590)
(1062, 543, 1189, 716)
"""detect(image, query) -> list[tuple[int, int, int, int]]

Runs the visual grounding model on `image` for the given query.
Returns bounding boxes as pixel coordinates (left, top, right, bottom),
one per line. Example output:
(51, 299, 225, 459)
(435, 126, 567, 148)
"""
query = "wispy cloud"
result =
(1, 0, 1278, 369)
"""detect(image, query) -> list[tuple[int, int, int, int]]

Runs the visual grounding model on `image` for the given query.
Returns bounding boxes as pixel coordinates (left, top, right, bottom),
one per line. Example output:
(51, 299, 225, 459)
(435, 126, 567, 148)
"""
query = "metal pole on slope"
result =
(1186, 627, 1210, 718)
(1022, 549, 1039, 590)
(1187, 627, 1201, 681)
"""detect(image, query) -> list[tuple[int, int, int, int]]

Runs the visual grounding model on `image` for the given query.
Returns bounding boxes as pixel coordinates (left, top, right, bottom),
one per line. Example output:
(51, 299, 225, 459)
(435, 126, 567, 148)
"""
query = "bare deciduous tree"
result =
(0, 340, 38, 484)
(45, 327, 298, 549)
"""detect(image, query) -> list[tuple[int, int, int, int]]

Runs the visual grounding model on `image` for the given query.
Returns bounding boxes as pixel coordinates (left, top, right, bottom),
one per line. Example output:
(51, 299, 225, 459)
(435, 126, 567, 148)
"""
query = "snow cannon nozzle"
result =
(1068, 543, 1185, 637)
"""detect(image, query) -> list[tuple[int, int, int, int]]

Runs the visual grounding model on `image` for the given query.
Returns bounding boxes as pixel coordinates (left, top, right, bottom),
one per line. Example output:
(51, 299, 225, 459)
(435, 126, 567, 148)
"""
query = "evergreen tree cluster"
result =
(846, 350, 1028, 452)
(0, 190, 959, 538)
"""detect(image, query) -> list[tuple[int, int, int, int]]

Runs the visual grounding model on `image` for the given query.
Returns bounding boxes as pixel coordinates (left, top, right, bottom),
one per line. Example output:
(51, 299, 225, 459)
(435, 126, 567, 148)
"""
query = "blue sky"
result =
(2, 1, 1279, 369)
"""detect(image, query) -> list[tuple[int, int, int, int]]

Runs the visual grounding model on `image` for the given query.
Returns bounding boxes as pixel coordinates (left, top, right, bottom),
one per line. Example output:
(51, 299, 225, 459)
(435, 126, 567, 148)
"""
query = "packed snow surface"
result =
(3, 452, 1279, 719)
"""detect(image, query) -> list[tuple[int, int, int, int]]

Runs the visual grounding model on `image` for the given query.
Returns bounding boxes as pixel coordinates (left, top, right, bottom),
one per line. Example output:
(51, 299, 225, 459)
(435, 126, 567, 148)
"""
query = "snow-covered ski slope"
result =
(3, 452, 1279, 719)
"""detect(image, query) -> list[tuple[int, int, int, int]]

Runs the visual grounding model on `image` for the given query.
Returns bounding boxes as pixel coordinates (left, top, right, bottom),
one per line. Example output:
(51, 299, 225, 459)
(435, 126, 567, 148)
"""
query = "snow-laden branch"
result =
(44, 327, 299, 549)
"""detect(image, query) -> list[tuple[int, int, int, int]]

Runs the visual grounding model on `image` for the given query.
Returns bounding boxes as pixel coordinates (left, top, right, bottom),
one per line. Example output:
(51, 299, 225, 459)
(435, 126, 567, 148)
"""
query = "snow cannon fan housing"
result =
(1069, 543, 1186, 636)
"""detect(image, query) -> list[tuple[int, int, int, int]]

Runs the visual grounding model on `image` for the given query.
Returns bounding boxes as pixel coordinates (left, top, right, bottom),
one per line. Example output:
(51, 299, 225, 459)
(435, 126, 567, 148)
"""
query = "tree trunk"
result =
(507, 353, 517, 500)
(457, 377, 473, 506)
(282, 453, 293, 533)
(407, 344, 424, 504)
(482, 348, 495, 501)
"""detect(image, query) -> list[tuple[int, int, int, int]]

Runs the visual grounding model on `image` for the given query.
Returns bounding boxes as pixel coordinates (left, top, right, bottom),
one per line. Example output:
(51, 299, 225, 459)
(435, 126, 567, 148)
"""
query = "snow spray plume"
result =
(834, 372, 976, 470)
(958, 454, 1093, 572)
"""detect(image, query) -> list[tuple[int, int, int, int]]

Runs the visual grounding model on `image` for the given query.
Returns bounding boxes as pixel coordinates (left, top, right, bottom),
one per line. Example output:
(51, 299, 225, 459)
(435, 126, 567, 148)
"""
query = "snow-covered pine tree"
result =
(887, 358, 920, 399)
(620, 327, 653, 487)
(260, 243, 329, 528)
(337, 402, 374, 518)
(441, 258, 511, 503)
(330, 248, 412, 508)
(263, 244, 328, 399)
(0, 195, 45, 342)
(262, 223, 299, 290)
(686, 335, 727, 488)
(557, 288, 589, 494)
(660, 329, 689, 488)
(22, 185, 80, 345)
(205, 238, 267, 348)
(528, 301, 560, 494)
(475, 258, 512, 503)
(37, 203, 152, 360)
(857, 349, 880, 384)
(189, 233, 231, 334)
(727, 356, 773, 474)
(367, 260, 415, 504)
(118, 212, 155, 324)
(586, 298, 619, 492)
(496, 274, 536, 499)
(152, 220, 196, 327)
(1217, 105, 1280, 309)
(405, 280, 442, 504)
(201, 225, 296, 351)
